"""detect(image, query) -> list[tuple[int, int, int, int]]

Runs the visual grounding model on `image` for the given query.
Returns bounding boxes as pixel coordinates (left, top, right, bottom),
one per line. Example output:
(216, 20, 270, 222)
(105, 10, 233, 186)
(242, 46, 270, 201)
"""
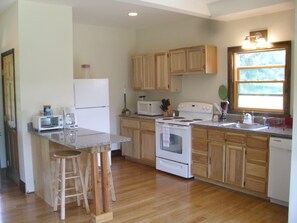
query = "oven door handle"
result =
(156, 123, 190, 130)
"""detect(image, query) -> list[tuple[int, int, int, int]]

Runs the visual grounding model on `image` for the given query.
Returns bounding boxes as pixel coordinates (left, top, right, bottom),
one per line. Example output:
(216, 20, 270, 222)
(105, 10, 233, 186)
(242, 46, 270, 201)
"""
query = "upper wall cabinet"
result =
(169, 45, 217, 75)
(131, 52, 181, 92)
(132, 54, 155, 91)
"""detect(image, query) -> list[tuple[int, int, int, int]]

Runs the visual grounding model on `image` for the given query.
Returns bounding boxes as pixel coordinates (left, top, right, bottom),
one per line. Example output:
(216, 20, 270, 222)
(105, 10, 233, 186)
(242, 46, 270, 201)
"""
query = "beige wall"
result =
(135, 10, 295, 112)
(18, 1, 73, 192)
(0, 3, 18, 168)
(73, 24, 137, 147)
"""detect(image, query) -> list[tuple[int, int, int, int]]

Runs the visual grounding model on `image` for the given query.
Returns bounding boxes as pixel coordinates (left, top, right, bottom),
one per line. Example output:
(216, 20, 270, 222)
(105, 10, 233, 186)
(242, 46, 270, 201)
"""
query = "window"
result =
(228, 41, 291, 115)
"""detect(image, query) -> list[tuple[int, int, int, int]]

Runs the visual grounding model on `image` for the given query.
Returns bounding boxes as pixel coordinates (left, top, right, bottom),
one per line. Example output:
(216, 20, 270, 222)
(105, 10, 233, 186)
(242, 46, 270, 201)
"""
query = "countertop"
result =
(30, 128, 130, 152)
(192, 121, 292, 139)
(119, 113, 163, 120)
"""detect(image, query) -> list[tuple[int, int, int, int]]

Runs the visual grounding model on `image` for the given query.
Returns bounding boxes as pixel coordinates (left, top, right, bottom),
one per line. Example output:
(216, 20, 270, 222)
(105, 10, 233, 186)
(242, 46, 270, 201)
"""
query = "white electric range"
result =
(155, 102, 213, 178)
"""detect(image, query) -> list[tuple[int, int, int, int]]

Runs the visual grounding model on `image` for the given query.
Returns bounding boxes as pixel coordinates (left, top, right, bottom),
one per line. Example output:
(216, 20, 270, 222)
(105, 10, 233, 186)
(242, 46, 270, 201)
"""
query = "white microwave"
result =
(137, 101, 163, 116)
(32, 115, 64, 131)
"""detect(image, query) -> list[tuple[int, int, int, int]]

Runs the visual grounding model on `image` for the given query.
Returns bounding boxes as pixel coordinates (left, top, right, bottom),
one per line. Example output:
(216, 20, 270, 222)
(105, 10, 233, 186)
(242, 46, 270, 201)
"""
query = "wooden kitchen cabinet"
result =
(169, 49, 186, 74)
(186, 45, 217, 73)
(140, 120, 156, 165)
(155, 52, 182, 92)
(121, 118, 140, 159)
(169, 45, 217, 75)
(132, 53, 181, 92)
(208, 129, 225, 182)
(131, 54, 155, 90)
(120, 117, 156, 166)
(142, 54, 155, 90)
(191, 126, 271, 198)
(131, 55, 143, 90)
(245, 134, 269, 194)
(192, 127, 208, 178)
(225, 132, 246, 187)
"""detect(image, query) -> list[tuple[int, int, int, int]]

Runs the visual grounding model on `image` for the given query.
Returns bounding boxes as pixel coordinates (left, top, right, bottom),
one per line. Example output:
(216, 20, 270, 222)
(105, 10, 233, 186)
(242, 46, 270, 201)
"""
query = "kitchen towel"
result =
(162, 124, 170, 147)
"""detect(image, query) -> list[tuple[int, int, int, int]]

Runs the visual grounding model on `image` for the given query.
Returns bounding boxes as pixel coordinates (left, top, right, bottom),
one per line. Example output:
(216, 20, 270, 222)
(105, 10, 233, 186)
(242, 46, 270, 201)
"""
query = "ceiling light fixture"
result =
(128, 12, 138, 17)
(242, 30, 270, 50)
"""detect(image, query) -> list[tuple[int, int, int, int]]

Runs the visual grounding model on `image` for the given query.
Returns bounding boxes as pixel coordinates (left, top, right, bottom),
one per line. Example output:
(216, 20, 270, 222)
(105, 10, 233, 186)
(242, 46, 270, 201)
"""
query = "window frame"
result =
(227, 41, 291, 116)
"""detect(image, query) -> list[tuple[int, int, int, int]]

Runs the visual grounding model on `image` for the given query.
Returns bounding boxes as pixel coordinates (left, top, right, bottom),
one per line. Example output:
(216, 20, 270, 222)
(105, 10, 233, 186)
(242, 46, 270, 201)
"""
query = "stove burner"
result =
(178, 119, 194, 122)
(173, 117, 184, 119)
(193, 118, 203, 121)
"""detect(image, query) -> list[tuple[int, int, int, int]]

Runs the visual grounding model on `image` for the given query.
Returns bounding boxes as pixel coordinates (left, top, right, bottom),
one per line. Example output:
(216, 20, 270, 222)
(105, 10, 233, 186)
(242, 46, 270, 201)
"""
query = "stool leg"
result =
(61, 158, 66, 220)
(77, 157, 90, 213)
(53, 158, 61, 211)
(72, 157, 81, 207)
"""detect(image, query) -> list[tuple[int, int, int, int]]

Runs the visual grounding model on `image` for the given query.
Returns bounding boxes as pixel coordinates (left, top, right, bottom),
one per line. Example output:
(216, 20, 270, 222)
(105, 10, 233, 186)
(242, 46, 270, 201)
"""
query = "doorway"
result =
(1, 49, 19, 190)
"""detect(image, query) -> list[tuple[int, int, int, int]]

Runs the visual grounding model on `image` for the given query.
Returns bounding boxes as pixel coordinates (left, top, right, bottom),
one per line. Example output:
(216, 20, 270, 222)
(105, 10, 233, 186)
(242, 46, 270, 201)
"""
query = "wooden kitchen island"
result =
(30, 128, 130, 223)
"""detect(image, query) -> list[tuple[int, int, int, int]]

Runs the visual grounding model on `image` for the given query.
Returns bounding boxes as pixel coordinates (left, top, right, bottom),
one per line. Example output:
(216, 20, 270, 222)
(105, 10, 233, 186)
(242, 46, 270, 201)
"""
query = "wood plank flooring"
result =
(0, 157, 288, 223)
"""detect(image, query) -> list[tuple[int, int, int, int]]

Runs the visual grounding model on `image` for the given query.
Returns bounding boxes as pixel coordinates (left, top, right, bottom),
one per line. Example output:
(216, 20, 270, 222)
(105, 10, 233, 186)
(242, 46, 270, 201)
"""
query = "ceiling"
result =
(0, 0, 295, 29)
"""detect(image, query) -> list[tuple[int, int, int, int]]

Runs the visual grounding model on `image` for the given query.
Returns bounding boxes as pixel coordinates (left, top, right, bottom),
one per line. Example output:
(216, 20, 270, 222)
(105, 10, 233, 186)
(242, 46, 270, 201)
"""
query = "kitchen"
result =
(0, 0, 296, 222)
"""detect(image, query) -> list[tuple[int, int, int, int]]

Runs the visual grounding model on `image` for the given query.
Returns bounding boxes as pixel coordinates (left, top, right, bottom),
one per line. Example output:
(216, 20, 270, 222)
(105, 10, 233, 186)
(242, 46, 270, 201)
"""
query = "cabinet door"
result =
(141, 130, 156, 165)
(208, 141, 225, 182)
(131, 55, 143, 90)
(155, 52, 169, 90)
(121, 127, 140, 159)
(169, 49, 186, 74)
(142, 54, 155, 90)
(225, 144, 245, 187)
(186, 46, 205, 72)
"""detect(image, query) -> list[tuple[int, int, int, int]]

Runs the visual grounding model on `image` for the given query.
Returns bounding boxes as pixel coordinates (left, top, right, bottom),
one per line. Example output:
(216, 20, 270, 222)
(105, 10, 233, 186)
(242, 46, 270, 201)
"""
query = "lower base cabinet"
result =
(120, 117, 156, 166)
(191, 126, 269, 198)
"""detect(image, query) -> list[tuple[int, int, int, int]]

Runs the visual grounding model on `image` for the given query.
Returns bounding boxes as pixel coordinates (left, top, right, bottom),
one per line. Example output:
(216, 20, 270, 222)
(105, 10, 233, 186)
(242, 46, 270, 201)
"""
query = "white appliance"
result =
(137, 101, 163, 116)
(74, 78, 111, 164)
(32, 115, 64, 131)
(155, 102, 213, 178)
(268, 137, 292, 206)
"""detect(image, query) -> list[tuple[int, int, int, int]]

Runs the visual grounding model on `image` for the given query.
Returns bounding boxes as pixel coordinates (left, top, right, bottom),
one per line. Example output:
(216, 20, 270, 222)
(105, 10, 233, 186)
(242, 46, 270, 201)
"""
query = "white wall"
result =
(0, 3, 18, 168)
(18, 1, 74, 192)
(73, 24, 137, 147)
(135, 10, 295, 112)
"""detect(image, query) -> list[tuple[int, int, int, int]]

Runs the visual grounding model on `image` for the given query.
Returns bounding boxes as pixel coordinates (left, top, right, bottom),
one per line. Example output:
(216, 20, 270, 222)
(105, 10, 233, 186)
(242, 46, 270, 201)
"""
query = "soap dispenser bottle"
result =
(241, 111, 245, 123)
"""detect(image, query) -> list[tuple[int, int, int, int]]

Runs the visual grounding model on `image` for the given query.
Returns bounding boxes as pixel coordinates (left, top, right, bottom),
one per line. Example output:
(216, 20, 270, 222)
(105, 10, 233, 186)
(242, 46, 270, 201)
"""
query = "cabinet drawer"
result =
(192, 161, 207, 178)
(246, 162, 266, 179)
(208, 129, 225, 142)
(226, 132, 246, 144)
(192, 153, 207, 165)
(245, 178, 267, 194)
(140, 120, 155, 131)
(246, 134, 268, 149)
(246, 148, 267, 163)
(192, 140, 208, 152)
(121, 118, 140, 129)
(192, 127, 207, 139)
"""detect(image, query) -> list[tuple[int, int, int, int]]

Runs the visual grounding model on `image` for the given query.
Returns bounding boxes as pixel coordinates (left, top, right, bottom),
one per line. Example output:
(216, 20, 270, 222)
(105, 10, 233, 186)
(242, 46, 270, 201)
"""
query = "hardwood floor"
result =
(0, 157, 288, 223)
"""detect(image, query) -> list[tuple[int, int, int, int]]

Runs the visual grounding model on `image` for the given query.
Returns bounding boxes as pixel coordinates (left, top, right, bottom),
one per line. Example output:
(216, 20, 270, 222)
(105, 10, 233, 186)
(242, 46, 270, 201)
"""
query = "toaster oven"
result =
(32, 115, 64, 131)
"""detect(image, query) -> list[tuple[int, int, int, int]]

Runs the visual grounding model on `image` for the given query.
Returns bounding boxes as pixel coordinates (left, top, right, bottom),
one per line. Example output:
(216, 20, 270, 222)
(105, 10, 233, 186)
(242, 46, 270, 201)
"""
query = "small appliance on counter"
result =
(63, 107, 78, 129)
(137, 100, 163, 116)
(32, 115, 64, 131)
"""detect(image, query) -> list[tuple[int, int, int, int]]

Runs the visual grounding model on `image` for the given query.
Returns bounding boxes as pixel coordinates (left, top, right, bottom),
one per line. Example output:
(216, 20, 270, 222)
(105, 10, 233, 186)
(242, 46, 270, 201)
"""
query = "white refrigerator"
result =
(74, 78, 111, 164)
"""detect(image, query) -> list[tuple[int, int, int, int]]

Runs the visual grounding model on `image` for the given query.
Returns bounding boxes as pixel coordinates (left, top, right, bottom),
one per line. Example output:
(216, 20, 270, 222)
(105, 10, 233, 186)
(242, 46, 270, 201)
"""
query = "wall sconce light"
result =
(242, 30, 270, 50)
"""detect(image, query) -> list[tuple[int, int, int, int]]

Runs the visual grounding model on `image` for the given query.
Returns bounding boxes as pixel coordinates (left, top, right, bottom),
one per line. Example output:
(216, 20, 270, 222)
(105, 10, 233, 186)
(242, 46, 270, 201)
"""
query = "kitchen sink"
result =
(218, 122, 268, 130)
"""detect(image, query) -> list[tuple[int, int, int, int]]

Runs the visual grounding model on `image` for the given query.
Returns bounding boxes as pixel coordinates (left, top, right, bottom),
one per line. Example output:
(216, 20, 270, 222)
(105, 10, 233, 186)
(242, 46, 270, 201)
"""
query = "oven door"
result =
(156, 122, 191, 164)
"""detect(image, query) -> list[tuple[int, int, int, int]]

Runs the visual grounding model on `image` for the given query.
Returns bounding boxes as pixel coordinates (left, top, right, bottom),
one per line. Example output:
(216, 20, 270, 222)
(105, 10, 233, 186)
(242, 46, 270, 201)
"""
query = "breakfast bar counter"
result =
(30, 128, 130, 223)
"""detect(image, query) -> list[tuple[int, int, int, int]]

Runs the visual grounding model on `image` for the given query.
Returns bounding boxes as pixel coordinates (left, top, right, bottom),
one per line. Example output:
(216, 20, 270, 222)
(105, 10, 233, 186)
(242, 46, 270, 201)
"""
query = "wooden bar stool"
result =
(84, 153, 116, 202)
(53, 150, 90, 220)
